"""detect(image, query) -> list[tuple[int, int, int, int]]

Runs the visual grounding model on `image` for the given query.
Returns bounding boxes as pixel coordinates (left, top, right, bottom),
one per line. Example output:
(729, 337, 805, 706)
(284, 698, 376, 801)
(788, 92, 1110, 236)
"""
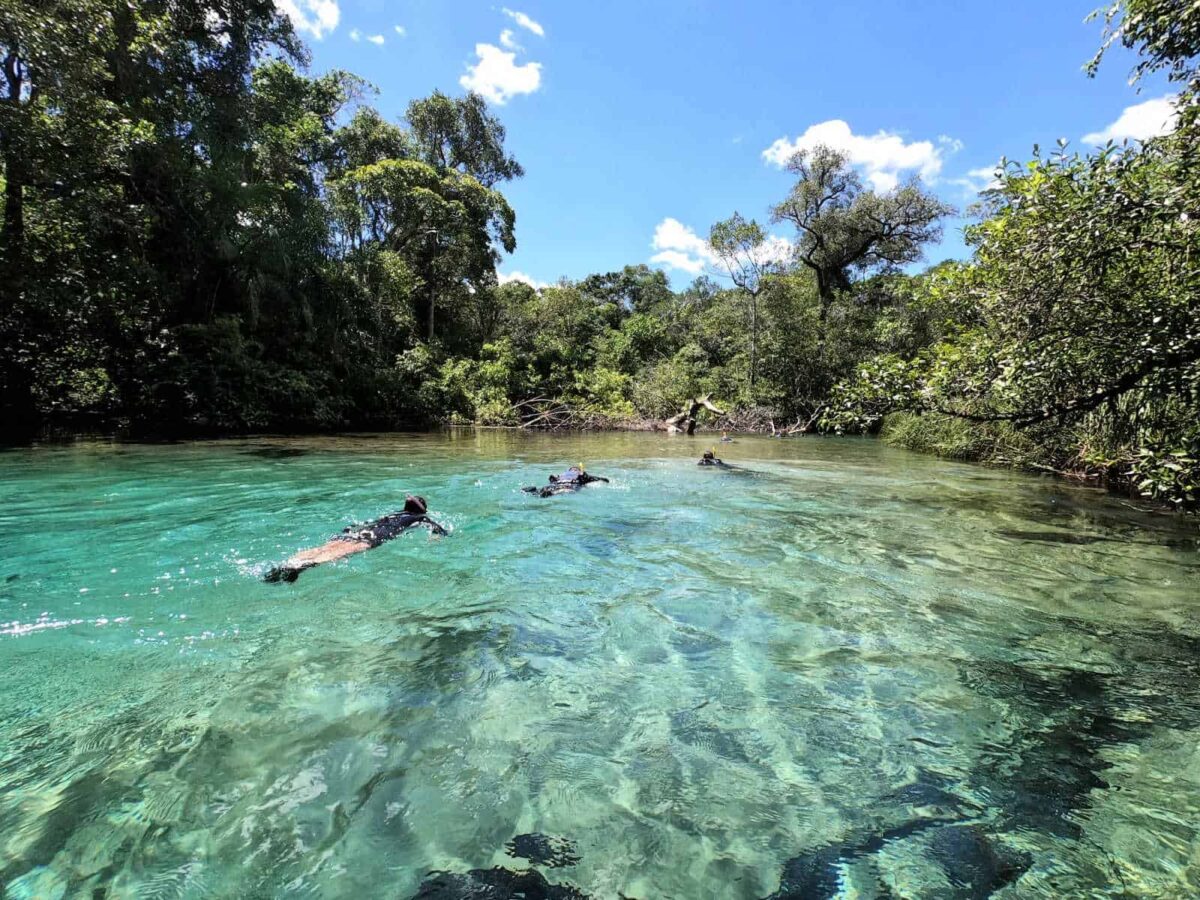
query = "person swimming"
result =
(264, 495, 447, 583)
(522, 464, 609, 498)
(698, 449, 731, 468)
(720, 431, 734, 443)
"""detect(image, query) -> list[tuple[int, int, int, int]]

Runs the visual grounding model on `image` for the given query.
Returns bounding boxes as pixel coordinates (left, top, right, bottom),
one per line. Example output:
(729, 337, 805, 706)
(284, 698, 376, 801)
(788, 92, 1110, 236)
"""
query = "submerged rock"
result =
(411, 866, 591, 899)
(762, 815, 1027, 899)
(505, 833, 580, 868)
(927, 825, 1032, 898)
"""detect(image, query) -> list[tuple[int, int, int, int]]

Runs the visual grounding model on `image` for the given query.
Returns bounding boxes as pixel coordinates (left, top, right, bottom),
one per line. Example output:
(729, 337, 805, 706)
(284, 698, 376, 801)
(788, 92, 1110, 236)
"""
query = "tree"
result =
(579, 264, 673, 315)
(770, 145, 952, 336)
(709, 213, 785, 389)
(1088, 0, 1200, 112)
(826, 138, 1200, 505)
(406, 90, 524, 188)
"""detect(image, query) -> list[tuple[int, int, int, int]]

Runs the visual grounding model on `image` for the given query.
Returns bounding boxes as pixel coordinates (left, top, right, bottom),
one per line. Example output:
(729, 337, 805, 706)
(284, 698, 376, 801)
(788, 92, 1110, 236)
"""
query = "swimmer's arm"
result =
(421, 516, 449, 536)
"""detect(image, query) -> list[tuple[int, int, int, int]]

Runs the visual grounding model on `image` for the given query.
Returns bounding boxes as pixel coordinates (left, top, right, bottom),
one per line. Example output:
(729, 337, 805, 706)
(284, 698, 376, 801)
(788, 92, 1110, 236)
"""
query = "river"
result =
(1, 431, 1197, 898)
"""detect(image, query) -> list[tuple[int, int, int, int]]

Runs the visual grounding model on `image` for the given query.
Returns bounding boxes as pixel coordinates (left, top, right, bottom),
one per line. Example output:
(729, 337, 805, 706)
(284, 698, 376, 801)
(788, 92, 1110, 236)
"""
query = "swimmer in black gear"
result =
(264, 495, 447, 583)
(522, 465, 609, 497)
(698, 449, 731, 467)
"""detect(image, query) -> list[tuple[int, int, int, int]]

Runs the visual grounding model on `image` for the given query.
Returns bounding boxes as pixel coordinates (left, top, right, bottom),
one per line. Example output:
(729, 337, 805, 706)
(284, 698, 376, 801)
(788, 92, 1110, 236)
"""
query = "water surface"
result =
(1, 432, 1198, 898)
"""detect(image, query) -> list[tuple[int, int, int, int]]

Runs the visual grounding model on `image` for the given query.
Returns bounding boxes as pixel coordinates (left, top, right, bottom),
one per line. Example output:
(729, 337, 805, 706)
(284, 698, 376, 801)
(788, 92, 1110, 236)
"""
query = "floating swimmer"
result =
(697, 449, 731, 468)
(720, 431, 734, 443)
(264, 495, 447, 583)
(522, 464, 609, 497)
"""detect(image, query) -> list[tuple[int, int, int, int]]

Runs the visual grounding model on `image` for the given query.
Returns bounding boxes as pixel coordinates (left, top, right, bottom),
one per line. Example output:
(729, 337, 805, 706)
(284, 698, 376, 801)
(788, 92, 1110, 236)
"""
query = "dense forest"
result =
(1, 1, 1197, 509)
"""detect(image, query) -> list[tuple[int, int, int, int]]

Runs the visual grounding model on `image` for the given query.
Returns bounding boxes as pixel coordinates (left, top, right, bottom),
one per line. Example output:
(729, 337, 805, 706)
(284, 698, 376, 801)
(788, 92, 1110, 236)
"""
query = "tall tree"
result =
(709, 213, 784, 389)
(770, 145, 952, 335)
(406, 90, 524, 187)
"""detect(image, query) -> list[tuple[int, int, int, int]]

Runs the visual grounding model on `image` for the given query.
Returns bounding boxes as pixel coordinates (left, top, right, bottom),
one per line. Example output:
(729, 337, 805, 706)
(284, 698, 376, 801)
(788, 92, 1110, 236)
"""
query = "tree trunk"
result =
(0, 50, 36, 436)
(2, 50, 25, 257)
(748, 291, 758, 390)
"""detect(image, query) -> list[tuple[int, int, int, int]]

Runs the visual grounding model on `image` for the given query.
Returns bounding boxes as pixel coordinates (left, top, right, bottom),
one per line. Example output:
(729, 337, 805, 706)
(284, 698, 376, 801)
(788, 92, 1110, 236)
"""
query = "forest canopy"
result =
(1, 0, 1197, 509)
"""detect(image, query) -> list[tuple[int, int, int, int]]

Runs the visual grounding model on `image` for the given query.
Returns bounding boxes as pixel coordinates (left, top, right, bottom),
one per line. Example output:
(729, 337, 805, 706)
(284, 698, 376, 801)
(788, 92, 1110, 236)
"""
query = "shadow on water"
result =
(754, 612, 1200, 898)
(242, 446, 311, 459)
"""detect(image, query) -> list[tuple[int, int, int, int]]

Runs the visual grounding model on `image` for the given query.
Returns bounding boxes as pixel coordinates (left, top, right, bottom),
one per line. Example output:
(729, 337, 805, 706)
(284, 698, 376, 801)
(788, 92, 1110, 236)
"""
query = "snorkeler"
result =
(522, 464, 609, 498)
(264, 495, 447, 583)
(720, 431, 734, 443)
(698, 449, 731, 468)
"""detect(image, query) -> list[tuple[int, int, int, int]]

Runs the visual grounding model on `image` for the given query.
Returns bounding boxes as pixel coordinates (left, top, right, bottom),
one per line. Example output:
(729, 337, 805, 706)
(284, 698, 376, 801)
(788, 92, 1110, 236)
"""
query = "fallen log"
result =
(665, 395, 726, 435)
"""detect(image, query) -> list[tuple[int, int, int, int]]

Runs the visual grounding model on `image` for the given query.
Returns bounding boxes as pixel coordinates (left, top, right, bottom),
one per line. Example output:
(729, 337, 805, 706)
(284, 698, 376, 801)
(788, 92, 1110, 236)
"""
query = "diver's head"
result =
(404, 495, 428, 515)
(702, 450, 715, 460)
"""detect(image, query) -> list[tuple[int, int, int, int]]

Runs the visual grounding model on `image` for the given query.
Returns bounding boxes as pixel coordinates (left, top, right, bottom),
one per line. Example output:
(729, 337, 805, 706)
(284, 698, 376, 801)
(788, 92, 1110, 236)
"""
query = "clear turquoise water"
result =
(1, 431, 1198, 899)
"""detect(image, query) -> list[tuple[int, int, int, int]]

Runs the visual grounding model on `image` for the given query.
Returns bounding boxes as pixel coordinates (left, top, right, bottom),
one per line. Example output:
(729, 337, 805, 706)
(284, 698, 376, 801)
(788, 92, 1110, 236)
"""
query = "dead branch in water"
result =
(664, 395, 726, 435)
(510, 398, 642, 431)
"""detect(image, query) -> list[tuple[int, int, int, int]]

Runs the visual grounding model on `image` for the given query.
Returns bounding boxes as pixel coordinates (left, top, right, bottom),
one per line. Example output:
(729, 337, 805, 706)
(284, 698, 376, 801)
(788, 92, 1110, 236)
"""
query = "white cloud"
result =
(394, 25, 406, 37)
(502, 8, 544, 37)
(349, 27, 361, 41)
(276, 0, 340, 40)
(498, 270, 548, 289)
(460, 43, 542, 104)
(649, 217, 791, 276)
(650, 248, 708, 276)
(499, 28, 522, 51)
(367, 33, 384, 45)
(650, 218, 716, 274)
(1082, 95, 1178, 144)
(763, 119, 951, 192)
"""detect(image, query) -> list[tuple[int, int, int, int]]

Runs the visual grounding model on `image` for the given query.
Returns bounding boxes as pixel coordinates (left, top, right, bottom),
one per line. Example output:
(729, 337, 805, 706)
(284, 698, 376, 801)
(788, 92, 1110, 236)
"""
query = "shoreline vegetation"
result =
(2, 1, 1197, 513)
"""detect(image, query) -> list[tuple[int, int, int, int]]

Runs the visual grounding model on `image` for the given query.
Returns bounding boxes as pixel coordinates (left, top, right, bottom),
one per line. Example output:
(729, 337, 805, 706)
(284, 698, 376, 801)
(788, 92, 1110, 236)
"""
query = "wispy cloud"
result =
(276, 0, 340, 40)
(349, 27, 360, 41)
(950, 164, 1003, 197)
(1082, 95, 1178, 144)
(394, 25, 406, 37)
(367, 33, 384, 45)
(499, 28, 522, 51)
(763, 119, 955, 192)
(502, 8, 544, 37)
(460, 42, 542, 104)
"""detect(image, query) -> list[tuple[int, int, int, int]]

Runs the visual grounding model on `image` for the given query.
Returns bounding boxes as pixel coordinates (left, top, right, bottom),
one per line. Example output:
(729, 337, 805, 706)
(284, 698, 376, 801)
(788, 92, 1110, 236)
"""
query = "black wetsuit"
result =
(523, 469, 609, 497)
(698, 456, 730, 468)
(338, 511, 448, 547)
(265, 509, 446, 583)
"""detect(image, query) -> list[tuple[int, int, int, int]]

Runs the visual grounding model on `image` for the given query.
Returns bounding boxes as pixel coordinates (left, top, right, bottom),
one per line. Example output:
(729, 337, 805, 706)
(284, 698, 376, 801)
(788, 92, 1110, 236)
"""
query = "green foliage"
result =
(2, 0, 1195, 518)
(828, 115, 1200, 505)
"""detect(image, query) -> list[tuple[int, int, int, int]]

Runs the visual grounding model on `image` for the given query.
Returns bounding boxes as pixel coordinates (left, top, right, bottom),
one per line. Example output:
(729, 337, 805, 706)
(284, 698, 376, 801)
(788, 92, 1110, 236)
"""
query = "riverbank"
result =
(9, 409, 1192, 519)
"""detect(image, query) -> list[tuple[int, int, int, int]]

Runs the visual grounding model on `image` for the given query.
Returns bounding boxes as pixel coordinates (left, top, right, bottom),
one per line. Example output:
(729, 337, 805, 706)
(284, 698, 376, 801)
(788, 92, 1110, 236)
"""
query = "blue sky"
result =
(280, 0, 1177, 288)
